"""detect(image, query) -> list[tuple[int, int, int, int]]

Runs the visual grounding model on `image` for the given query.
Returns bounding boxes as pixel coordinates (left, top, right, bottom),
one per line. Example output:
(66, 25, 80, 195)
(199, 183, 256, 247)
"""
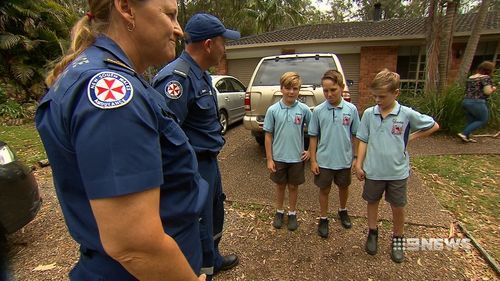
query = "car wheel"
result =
(219, 110, 228, 135)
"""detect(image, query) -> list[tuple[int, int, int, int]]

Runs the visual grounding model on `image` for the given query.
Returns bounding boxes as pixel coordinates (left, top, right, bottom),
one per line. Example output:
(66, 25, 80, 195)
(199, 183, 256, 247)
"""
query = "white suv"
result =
(243, 53, 350, 145)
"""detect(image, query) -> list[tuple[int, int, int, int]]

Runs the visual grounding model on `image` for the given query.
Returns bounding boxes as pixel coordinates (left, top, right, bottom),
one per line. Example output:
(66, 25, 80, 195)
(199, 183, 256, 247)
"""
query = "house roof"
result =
(227, 11, 500, 47)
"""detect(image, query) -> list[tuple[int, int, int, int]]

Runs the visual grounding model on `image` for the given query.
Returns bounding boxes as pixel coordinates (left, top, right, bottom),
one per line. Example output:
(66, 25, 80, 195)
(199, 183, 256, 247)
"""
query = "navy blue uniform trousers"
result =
(197, 154, 224, 279)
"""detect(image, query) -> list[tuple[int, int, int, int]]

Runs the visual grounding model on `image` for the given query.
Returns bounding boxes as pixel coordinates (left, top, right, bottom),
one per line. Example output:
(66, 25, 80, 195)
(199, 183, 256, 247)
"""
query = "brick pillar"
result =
(448, 43, 465, 84)
(215, 54, 228, 75)
(358, 46, 398, 111)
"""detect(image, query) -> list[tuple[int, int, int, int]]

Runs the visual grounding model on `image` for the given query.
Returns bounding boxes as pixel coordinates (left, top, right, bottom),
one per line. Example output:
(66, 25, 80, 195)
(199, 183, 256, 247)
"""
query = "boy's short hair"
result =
(280, 72, 302, 88)
(321, 69, 345, 88)
(477, 61, 495, 76)
(370, 69, 400, 93)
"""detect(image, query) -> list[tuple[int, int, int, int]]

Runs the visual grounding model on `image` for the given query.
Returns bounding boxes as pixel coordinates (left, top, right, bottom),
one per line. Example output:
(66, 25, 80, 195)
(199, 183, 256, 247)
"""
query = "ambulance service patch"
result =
(165, 81, 183, 99)
(87, 72, 133, 109)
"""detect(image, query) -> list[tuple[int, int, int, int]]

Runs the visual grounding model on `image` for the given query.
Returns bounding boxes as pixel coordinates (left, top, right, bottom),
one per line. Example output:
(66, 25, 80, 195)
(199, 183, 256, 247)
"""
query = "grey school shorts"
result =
(362, 178, 408, 207)
(314, 168, 351, 189)
(270, 161, 305, 185)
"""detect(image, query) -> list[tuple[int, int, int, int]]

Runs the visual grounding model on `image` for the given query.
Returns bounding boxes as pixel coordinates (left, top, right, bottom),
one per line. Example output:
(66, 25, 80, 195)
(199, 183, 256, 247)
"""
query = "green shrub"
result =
(0, 99, 26, 119)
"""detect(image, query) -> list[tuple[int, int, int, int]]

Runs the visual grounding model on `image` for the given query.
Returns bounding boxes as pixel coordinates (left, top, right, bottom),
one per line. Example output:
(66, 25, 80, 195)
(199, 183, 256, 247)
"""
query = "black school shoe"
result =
(338, 210, 352, 229)
(318, 218, 329, 238)
(272, 212, 284, 229)
(287, 214, 298, 231)
(215, 254, 239, 274)
(365, 228, 378, 255)
(391, 236, 405, 263)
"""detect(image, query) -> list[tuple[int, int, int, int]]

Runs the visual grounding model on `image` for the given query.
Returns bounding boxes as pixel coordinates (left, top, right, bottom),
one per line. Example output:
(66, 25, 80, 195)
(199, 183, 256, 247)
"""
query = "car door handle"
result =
(225, 97, 230, 101)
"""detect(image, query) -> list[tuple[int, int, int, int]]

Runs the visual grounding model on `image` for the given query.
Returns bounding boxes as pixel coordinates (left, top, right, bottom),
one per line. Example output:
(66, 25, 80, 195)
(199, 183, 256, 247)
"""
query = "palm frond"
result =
(11, 63, 35, 85)
(0, 33, 21, 49)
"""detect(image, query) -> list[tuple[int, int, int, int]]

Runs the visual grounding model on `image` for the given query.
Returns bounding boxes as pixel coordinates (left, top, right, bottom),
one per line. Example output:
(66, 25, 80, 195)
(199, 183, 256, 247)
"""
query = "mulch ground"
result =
(5, 132, 500, 280)
(5, 167, 498, 280)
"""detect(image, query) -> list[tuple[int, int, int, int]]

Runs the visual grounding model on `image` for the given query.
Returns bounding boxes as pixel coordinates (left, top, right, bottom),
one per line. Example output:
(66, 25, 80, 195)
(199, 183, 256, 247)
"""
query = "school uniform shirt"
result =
(36, 35, 207, 280)
(308, 100, 360, 169)
(263, 99, 312, 163)
(356, 102, 435, 180)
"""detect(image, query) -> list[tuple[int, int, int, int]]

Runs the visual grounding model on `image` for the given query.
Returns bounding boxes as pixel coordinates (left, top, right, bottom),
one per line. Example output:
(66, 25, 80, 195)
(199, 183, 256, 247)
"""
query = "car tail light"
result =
(244, 92, 251, 111)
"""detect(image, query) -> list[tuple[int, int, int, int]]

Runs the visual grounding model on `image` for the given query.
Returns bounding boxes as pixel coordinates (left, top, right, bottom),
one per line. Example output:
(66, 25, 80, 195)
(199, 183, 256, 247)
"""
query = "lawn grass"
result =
(411, 155, 500, 263)
(0, 122, 45, 167)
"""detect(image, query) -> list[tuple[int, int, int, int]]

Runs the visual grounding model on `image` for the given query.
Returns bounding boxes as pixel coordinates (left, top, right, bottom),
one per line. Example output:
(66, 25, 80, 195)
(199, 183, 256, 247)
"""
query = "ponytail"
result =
(45, 16, 96, 87)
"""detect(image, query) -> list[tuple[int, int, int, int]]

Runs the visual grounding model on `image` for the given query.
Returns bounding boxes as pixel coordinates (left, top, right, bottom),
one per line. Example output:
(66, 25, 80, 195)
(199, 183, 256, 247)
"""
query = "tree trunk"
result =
(456, 0, 491, 83)
(424, 0, 440, 94)
(438, 0, 459, 93)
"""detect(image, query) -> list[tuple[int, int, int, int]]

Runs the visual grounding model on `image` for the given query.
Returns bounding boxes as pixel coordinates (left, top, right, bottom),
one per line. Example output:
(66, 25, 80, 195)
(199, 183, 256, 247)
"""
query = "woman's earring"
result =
(127, 21, 136, 32)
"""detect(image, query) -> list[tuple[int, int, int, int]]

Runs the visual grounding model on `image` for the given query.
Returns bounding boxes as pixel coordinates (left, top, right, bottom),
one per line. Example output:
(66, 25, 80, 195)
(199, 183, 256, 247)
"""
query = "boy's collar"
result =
(374, 101, 400, 115)
(326, 99, 343, 110)
(279, 99, 298, 108)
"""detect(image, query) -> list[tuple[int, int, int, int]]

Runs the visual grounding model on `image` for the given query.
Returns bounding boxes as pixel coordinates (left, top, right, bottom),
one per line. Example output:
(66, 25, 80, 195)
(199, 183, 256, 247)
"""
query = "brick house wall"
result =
(215, 55, 228, 74)
(358, 46, 398, 111)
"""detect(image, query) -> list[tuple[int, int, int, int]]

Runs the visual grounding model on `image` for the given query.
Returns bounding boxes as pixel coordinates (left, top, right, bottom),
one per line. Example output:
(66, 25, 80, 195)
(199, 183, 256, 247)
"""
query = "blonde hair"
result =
(280, 72, 302, 88)
(370, 69, 400, 93)
(321, 69, 344, 88)
(46, 1, 142, 86)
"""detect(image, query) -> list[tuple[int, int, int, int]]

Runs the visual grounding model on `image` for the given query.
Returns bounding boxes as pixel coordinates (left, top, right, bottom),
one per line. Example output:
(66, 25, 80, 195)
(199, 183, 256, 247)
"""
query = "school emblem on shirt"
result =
(165, 81, 183, 99)
(294, 114, 302, 125)
(391, 120, 404, 135)
(87, 71, 133, 109)
(342, 114, 351, 126)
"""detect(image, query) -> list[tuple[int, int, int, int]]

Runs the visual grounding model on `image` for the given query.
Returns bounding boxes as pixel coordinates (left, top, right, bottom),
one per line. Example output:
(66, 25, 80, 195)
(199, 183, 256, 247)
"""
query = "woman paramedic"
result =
(35, 0, 206, 280)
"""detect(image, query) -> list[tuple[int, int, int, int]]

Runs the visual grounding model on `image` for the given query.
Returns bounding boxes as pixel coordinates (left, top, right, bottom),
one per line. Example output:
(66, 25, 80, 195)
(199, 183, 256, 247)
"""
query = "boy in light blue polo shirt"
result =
(264, 72, 312, 231)
(355, 69, 439, 263)
(309, 70, 360, 238)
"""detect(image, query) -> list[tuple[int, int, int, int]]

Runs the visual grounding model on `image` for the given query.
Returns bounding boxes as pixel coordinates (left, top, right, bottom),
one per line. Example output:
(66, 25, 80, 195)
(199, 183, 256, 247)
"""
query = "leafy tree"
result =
(0, 0, 78, 102)
(351, 0, 429, 21)
(240, 0, 308, 33)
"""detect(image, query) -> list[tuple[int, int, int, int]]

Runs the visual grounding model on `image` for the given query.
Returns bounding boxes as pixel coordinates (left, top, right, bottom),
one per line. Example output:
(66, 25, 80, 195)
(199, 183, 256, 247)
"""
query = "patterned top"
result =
(464, 76, 493, 100)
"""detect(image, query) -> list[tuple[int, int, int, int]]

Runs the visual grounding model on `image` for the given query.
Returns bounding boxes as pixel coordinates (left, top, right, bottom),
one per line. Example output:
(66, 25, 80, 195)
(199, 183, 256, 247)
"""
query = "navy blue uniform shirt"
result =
(36, 35, 207, 280)
(152, 51, 224, 154)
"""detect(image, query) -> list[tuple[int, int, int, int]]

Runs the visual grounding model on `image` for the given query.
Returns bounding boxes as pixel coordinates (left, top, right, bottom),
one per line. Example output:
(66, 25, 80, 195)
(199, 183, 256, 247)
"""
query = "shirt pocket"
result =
(195, 94, 214, 110)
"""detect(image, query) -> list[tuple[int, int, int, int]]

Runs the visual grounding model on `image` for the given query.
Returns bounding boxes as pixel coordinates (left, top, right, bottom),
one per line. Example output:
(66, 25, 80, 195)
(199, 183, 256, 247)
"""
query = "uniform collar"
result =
(94, 35, 135, 71)
(326, 99, 344, 110)
(279, 99, 298, 108)
(180, 51, 205, 79)
(373, 101, 401, 116)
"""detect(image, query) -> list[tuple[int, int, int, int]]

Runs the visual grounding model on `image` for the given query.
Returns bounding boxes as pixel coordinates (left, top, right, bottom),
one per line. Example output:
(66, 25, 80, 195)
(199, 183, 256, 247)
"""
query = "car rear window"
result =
(252, 56, 338, 86)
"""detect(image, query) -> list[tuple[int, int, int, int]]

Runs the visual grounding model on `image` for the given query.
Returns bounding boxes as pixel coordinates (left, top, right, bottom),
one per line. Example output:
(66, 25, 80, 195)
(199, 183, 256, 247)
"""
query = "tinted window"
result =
(252, 57, 338, 86)
(228, 78, 245, 92)
(216, 79, 233, 93)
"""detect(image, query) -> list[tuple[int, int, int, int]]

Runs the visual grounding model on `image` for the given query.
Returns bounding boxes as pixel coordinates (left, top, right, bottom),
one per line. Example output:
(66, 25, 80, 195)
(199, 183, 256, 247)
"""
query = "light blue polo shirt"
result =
(263, 99, 312, 163)
(356, 102, 435, 180)
(308, 100, 360, 169)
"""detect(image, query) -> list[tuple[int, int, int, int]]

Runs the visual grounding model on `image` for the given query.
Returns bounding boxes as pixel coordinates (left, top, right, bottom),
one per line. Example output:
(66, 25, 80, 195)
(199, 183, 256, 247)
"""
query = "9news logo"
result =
(395, 237, 472, 251)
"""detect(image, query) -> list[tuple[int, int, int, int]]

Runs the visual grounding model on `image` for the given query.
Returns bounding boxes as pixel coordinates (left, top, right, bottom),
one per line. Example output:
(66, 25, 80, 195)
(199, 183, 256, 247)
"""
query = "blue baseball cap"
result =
(185, 13, 240, 43)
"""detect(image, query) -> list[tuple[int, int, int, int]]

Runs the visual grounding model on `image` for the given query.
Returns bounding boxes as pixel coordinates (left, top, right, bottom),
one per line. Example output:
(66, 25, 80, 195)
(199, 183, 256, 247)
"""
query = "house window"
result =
(397, 46, 426, 95)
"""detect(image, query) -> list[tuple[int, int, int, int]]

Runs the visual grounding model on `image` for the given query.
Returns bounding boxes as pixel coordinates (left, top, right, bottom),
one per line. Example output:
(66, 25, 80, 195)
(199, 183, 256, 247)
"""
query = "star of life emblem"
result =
(165, 81, 183, 99)
(87, 72, 133, 109)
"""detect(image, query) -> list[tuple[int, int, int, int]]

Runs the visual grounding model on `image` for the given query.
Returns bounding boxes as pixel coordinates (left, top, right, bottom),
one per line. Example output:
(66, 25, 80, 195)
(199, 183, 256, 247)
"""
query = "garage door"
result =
(227, 58, 261, 86)
(337, 54, 360, 105)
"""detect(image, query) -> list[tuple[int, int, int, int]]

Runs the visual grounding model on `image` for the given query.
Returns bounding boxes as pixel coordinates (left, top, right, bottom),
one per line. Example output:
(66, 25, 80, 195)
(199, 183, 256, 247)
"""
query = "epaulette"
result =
(172, 59, 190, 78)
(105, 58, 136, 73)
